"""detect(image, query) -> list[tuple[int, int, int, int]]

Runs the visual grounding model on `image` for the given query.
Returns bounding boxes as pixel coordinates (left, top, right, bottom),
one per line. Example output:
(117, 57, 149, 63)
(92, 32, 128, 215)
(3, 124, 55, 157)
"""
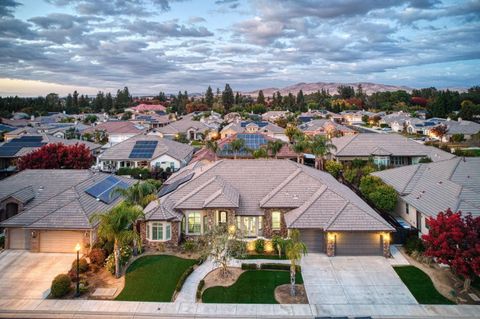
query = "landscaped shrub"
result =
(117, 167, 151, 179)
(71, 257, 89, 273)
(241, 263, 258, 270)
(174, 265, 195, 297)
(105, 254, 115, 274)
(182, 239, 197, 253)
(254, 239, 265, 254)
(50, 274, 72, 298)
(325, 160, 343, 178)
(359, 175, 398, 212)
(405, 236, 425, 255)
(120, 246, 133, 264)
(260, 263, 301, 272)
(230, 239, 247, 258)
(89, 248, 106, 266)
(196, 279, 205, 300)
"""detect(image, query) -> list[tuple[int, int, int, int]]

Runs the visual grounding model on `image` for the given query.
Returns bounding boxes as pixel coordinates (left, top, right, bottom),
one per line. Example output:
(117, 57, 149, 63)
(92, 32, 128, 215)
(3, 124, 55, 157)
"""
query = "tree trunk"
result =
(463, 278, 471, 291)
(114, 240, 121, 278)
(290, 264, 296, 297)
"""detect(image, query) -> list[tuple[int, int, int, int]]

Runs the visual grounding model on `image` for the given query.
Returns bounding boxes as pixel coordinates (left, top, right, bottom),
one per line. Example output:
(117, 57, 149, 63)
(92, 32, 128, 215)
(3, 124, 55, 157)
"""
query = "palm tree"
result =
(252, 147, 268, 159)
(114, 181, 159, 208)
(205, 140, 219, 161)
(292, 134, 309, 164)
(285, 126, 300, 144)
(228, 138, 246, 159)
(286, 229, 307, 296)
(309, 135, 337, 170)
(90, 203, 144, 278)
(266, 140, 284, 159)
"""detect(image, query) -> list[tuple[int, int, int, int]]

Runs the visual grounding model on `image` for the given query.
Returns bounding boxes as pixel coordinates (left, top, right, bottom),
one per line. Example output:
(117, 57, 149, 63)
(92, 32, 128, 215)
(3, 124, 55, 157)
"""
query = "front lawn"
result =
(116, 255, 197, 302)
(202, 270, 303, 304)
(394, 266, 454, 304)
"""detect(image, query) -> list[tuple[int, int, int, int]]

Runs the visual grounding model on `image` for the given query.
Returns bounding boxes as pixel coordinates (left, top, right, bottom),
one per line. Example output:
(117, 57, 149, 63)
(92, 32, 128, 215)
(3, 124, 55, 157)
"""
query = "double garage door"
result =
(8, 228, 84, 253)
(299, 229, 383, 256)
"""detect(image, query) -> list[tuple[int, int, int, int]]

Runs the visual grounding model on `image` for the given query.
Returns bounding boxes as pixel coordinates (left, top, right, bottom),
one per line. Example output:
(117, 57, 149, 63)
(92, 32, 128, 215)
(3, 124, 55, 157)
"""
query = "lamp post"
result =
(75, 243, 81, 297)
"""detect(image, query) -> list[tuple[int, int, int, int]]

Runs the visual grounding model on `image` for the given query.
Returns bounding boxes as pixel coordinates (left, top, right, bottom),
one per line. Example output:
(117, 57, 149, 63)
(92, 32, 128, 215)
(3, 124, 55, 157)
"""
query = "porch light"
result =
(382, 233, 390, 244)
(75, 243, 81, 252)
(246, 240, 255, 252)
(264, 240, 274, 253)
(327, 233, 335, 242)
(228, 224, 236, 234)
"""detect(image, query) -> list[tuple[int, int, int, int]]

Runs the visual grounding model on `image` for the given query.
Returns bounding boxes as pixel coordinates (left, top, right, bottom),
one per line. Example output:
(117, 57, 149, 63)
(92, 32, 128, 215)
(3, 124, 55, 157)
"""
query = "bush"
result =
(71, 257, 89, 274)
(260, 263, 301, 272)
(174, 265, 195, 295)
(419, 157, 432, 163)
(271, 235, 285, 256)
(105, 254, 115, 274)
(89, 248, 106, 266)
(120, 246, 132, 264)
(325, 160, 343, 178)
(405, 236, 425, 255)
(254, 239, 265, 254)
(196, 279, 205, 300)
(230, 239, 247, 258)
(182, 239, 197, 253)
(359, 175, 382, 196)
(117, 167, 151, 179)
(451, 134, 465, 143)
(50, 274, 71, 298)
(241, 263, 258, 270)
(360, 175, 398, 212)
(351, 159, 367, 168)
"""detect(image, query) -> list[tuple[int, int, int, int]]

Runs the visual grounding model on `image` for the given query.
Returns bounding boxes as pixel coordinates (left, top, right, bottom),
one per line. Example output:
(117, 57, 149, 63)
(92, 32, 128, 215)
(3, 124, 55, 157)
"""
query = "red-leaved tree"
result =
(17, 143, 94, 170)
(422, 209, 480, 290)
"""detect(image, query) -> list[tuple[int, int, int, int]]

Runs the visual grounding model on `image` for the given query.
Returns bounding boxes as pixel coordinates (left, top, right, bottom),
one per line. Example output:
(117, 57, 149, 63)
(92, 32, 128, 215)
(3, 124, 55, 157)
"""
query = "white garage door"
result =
(39, 230, 84, 253)
(8, 228, 29, 250)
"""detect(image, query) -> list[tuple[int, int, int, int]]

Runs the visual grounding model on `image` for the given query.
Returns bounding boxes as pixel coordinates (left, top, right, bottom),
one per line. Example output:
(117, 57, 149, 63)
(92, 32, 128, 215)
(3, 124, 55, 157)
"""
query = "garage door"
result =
(336, 232, 382, 256)
(300, 229, 325, 253)
(8, 228, 29, 250)
(39, 231, 84, 253)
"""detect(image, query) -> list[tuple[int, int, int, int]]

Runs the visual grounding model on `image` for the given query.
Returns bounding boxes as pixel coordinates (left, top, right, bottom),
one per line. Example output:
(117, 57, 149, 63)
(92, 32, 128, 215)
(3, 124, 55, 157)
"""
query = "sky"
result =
(0, 0, 479, 96)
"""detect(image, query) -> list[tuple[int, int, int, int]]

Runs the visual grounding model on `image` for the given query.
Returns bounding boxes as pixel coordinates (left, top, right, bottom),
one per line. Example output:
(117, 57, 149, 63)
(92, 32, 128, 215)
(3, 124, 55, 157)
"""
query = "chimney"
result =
(458, 117, 462, 122)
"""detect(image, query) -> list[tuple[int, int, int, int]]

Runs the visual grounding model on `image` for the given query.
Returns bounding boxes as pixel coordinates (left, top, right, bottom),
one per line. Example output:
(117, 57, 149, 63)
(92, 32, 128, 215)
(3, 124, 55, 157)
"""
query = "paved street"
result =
(0, 250, 74, 300)
(301, 253, 417, 305)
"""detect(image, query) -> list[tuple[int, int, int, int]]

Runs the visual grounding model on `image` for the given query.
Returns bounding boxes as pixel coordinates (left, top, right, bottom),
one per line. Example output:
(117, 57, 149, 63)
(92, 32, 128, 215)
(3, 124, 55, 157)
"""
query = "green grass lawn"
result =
(202, 270, 303, 304)
(394, 266, 454, 304)
(116, 255, 197, 302)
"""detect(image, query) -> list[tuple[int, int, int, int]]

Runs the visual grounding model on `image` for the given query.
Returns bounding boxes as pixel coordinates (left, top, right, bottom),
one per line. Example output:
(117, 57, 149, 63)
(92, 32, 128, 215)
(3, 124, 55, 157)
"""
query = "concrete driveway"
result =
(0, 250, 75, 299)
(301, 254, 417, 305)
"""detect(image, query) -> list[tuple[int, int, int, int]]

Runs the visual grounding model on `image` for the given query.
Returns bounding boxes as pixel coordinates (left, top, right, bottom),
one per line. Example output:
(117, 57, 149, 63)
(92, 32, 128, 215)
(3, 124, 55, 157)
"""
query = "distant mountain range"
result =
(243, 82, 414, 97)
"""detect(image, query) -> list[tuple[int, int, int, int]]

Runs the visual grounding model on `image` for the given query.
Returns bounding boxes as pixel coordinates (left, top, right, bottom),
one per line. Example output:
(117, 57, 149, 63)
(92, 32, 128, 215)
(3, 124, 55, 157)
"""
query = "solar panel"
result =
(158, 173, 194, 197)
(0, 136, 46, 157)
(240, 121, 269, 128)
(85, 175, 130, 204)
(129, 140, 158, 159)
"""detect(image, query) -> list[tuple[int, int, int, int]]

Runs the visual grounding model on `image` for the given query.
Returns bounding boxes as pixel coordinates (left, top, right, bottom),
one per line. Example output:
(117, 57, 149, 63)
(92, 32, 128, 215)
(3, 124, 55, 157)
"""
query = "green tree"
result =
(89, 203, 144, 278)
(66, 94, 73, 113)
(296, 89, 306, 112)
(222, 84, 234, 112)
(324, 160, 343, 178)
(292, 134, 309, 163)
(113, 181, 159, 209)
(205, 140, 219, 161)
(228, 138, 246, 159)
(266, 140, 284, 159)
(205, 86, 214, 108)
(252, 147, 268, 158)
(337, 85, 355, 99)
(286, 229, 307, 296)
(257, 90, 265, 105)
(285, 126, 300, 143)
(308, 135, 337, 170)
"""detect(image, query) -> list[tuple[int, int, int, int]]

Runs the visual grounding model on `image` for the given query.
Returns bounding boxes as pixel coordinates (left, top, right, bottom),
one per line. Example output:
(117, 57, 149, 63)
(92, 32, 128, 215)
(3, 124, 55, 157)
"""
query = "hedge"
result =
(196, 279, 205, 300)
(259, 263, 301, 272)
(241, 263, 258, 270)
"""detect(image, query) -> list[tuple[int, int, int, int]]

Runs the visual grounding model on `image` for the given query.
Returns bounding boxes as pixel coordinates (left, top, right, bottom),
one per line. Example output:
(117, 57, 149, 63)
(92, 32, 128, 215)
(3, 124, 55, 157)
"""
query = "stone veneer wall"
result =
(140, 221, 180, 248)
(383, 235, 391, 258)
(263, 209, 288, 238)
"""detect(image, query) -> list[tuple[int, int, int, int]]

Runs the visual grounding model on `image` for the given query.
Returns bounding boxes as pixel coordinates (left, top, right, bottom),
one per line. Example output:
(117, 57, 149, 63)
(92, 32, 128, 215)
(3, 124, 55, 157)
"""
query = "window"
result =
(217, 211, 227, 225)
(147, 222, 171, 241)
(272, 211, 281, 230)
(405, 203, 410, 215)
(188, 212, 202, 234)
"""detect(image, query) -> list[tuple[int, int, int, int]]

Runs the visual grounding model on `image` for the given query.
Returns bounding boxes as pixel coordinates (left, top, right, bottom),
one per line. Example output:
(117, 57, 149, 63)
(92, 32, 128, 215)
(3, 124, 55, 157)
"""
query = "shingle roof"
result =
(0, 170, 136, 229)
(332, 133, 455, 161)
(373, 157, 480, 218)
(98, 134, 194, 161)
(145, 159, 393, 231)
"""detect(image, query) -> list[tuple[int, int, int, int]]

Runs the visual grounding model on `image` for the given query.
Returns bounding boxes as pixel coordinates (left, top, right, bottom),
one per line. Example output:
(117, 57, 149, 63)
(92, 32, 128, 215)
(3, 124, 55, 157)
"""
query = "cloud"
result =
(0, 0, 21, 17)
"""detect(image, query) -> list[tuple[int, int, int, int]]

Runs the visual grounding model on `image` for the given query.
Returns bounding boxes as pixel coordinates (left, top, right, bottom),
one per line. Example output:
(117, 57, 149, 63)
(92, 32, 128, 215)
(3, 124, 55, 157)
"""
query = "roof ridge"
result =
(0, 184, 33, 202)
(174, 176, 217, 208)
(324, 201, 349, 230)
(259, 168, 302, 207)
(203, 189, 222, 207)
(400, 164, 423, 194)
(288, 185, 327, 227)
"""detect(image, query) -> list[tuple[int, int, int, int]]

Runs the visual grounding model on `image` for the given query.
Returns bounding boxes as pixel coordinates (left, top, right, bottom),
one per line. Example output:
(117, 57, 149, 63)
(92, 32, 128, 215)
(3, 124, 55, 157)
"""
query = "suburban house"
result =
(372, 157, 480, 235)
(192, 133, 297, 162)
(141, 160, 394, 257)
(298, 110, 342, 123)
(341, 110, 375, 125)
(434, 118, 480, 142)
(379, 112, 411, 132)
(81, 121, 147, 147)
(220, 121, 287, 142)
(261, 111, 290, 123)
(97, 134, 194, 173)
(298, 119, 357, 137)
(0, 134, 101, 173)
(155, 115, 212, 141)
(406, 118, 445, 135)
(126, 103, 167, 114)
(331, 133, 455, 167)
(130, 113, 172, 129)
(0, 169, 135, 253)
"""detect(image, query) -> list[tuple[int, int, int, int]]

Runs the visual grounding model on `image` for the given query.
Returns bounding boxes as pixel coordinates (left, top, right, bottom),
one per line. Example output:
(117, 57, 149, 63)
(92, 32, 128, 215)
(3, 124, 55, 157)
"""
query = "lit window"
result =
(218, 211, 227, 225)
(188, 212, 202, 234)
(272, 211, 281, 230)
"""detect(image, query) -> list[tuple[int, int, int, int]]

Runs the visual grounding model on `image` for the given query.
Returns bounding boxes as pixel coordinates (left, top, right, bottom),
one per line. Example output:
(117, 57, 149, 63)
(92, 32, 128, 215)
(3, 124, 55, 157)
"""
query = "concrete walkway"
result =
(0, 298, 479, 318)
(389, 245, 411, 266)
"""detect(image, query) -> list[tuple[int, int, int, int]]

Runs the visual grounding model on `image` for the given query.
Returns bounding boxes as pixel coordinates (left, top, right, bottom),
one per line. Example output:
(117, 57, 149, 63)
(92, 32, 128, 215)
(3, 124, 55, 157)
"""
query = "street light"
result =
(75, 243, 81, 297)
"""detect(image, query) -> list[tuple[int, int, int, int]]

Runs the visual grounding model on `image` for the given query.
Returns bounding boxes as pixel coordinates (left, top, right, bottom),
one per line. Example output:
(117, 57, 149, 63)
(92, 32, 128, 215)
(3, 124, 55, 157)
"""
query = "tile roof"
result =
(98, 134, 194, 161)
(221, 121, 285, 134)
(82, 121, 146, 135)
(444, 119, 480, 135)
(373, 157, 480, 218)
(145, 159, 393, 231)
(331, 133, 455, 161)
(129, 104, 166, 112)
(0, 170, 136, 229)
(156, 116, 210, 135)
(298, 119, 354, 134)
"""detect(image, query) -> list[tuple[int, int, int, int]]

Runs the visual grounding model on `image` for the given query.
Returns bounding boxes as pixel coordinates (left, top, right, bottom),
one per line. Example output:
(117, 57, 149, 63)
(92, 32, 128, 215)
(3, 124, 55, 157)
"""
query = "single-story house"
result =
(436, 118, 480, 142)
(155, 115, 212, 141)
(331, 133, 455, 167)
(97, 134, 194, 173)
(262, 111, 290, 123)
(298, 119, 357, 138)
(81, 121, 147, 147)
(142, 159, 394, 257)
(131, 112, 172, 129)
(372, 157, 480, 235)
(220, 121, 287, 142)
(0, 169, 135, 253)
(406, 118, 445, 135)
(126, 104, 167, 114)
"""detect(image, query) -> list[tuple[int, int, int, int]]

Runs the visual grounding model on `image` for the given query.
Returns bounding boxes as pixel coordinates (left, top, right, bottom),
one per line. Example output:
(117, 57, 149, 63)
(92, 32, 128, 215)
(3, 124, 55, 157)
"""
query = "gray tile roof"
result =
(332, 133, 455, 161)
(444, 119, 480, 135)
(0, 170, 136, 229)
(297, 119, 354, 133)
(145, 159, 393, 231)
(98, 134, 194, 162)
(156, 117, 210, 135)
(373, 157, 480, 218)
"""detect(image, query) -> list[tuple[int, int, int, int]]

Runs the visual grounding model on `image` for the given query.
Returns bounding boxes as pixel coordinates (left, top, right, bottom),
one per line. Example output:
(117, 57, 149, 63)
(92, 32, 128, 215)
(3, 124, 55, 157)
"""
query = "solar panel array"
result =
(85, 175, 130, 204)
(158, 173, 194, 197)
(129, 140, 158, 159)
(218, 133, 267, 157)
(0, 136, 46, 157)
(240, 121, 269, 128)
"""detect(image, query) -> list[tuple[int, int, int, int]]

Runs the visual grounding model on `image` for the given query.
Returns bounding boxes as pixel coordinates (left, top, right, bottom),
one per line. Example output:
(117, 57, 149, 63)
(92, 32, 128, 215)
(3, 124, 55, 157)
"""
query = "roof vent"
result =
(438, 181, 442, 184)
(38, 186, 44, 191)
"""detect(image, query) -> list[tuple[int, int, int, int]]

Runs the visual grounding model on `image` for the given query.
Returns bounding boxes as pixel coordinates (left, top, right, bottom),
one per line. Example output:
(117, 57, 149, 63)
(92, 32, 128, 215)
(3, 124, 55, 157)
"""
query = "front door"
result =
(243, 217, 256, 237)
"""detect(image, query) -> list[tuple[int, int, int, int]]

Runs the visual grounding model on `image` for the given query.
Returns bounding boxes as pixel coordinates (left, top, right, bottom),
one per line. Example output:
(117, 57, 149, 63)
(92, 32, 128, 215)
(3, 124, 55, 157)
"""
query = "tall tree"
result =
(205, 86, 214, 108)
(73, 90, 79, 110)
(266, 140, 284, 159)
(296, 89, 306, 112)
(286, 229, 307, 296)
(309, 135, 337, 170)
(222, 84, 234, 112)
(337, 85, 355, 99)
(205, 140, 219, 161)
(257, 90, 265, 105)
(228, 138, 246, 159)
(65, 94, 73, 113)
